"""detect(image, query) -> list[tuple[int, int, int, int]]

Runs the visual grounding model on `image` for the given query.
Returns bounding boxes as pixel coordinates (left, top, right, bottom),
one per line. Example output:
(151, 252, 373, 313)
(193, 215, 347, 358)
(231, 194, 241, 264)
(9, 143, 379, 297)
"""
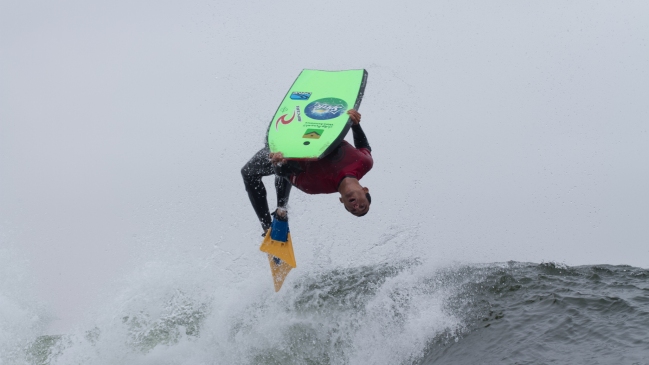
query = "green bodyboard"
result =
(268, 69, 368, 160)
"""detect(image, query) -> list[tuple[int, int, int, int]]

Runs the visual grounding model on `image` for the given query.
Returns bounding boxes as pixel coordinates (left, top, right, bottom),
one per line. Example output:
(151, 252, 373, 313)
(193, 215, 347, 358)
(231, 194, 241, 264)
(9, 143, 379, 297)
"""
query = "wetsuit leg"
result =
(275, 176, 292, 210)
(241, 147, 292, 232)
(241, 147, 274, 231)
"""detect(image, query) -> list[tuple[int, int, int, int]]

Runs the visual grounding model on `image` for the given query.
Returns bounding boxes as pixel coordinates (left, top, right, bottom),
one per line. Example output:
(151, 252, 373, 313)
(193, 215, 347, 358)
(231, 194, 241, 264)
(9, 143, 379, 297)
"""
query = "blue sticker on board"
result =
(290, 92, 312, 100)
(304, 97, 348, 120)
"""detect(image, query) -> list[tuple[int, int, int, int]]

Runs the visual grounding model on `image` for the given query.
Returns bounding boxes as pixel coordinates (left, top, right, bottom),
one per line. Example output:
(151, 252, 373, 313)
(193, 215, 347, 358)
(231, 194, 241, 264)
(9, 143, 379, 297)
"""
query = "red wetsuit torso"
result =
(290, 140, 373, 194)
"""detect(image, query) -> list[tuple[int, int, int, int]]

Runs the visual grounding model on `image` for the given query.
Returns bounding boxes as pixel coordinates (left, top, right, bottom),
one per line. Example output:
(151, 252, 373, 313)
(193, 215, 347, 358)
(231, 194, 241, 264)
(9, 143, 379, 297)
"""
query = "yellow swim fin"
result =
(259, 231, 297, 268)
(266, 254, 293, 292)
(260, 215, 296, 292)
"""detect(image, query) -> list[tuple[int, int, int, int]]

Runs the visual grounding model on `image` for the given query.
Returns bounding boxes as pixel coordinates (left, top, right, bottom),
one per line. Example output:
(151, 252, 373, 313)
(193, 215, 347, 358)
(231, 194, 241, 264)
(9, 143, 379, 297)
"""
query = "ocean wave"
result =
(2, 259, 648, 365)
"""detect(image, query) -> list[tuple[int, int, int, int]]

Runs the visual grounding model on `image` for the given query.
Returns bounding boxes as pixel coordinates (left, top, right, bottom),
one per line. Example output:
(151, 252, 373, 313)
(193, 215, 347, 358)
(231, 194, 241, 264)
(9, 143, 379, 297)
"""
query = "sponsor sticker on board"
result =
(304, 97, 348, 120)
(290, 92, 312, 100)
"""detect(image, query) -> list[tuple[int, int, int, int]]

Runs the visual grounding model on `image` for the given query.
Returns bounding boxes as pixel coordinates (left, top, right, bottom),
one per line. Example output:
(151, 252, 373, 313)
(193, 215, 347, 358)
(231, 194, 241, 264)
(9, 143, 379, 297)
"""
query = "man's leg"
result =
(241, 147, 275, 231)
(274, 176, 292, 219)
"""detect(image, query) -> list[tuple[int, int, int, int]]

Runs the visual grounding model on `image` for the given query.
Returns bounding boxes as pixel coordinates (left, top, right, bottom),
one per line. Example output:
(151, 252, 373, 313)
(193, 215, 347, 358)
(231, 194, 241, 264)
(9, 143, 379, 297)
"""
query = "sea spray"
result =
(39, 254, 461, 365)
(0, 248, 52, 365)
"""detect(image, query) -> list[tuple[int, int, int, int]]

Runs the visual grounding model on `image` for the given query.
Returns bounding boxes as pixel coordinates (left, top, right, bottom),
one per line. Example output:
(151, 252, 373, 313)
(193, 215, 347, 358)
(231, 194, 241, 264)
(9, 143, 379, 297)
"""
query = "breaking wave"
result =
(2, 246, 648, 365)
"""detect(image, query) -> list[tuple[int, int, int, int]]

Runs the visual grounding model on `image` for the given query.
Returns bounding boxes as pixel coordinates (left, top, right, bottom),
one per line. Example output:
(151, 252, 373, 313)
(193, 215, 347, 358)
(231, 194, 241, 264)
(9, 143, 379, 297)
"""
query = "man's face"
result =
(340, 187, 370, 216)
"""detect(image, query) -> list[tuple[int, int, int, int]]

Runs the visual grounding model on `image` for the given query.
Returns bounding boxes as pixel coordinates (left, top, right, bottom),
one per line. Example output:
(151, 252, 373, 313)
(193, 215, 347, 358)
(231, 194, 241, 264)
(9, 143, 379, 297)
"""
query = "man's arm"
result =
(347, 109, 371, 152)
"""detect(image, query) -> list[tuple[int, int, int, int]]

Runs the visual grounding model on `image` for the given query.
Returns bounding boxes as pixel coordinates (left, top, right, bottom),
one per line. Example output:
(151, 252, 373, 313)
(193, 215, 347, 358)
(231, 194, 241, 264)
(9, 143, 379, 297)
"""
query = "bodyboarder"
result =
(241, 109, 373, 234)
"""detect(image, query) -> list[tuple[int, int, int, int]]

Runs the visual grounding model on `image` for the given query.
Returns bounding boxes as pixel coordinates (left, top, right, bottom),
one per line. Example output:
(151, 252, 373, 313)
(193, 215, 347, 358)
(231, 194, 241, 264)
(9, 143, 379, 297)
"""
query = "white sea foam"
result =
(27, 233, 462, 365)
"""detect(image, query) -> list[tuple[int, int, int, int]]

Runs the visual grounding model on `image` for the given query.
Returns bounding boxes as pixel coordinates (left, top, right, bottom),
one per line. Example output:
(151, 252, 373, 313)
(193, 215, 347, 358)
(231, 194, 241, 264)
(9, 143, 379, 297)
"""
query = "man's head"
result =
(340, 186, 371, 216)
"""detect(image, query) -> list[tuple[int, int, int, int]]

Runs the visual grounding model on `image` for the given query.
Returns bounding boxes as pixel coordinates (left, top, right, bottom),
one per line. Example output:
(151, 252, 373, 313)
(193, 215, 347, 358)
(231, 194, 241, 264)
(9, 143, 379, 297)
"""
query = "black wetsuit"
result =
(241, 124, 371, 232)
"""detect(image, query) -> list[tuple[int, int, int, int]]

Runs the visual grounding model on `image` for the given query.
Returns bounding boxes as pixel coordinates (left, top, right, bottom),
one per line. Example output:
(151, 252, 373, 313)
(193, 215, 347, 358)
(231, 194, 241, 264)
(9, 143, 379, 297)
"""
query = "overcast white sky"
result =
(1, 0, 648, 332)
